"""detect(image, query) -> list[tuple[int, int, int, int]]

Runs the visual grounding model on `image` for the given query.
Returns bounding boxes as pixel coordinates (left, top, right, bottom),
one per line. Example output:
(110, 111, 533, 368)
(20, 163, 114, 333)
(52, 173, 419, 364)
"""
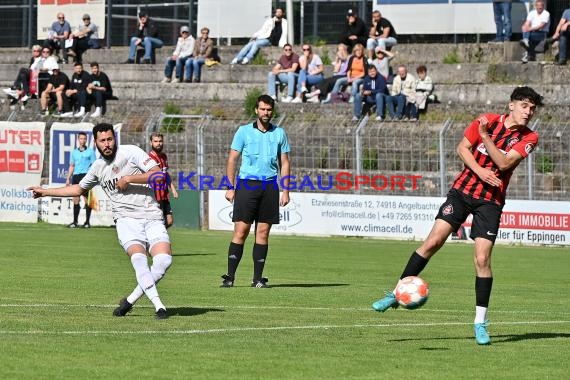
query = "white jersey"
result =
(79, 144, 163, 220)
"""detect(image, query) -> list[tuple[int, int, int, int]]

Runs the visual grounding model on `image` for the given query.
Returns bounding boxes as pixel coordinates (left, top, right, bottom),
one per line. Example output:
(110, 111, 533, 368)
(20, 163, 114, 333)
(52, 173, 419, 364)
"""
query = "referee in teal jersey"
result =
(220, 94, 291, 288)
(65, 131, 96, 228)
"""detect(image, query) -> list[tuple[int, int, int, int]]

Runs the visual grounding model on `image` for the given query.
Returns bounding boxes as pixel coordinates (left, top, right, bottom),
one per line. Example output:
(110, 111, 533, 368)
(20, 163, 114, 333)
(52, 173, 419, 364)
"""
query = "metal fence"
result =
(135, 113, 569, 203)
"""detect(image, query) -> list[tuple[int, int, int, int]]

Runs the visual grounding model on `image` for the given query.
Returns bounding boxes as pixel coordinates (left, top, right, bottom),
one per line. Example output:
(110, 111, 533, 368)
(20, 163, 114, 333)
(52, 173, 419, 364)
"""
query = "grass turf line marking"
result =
(0, 304, 569, 316)
(0, 320, 569, 336)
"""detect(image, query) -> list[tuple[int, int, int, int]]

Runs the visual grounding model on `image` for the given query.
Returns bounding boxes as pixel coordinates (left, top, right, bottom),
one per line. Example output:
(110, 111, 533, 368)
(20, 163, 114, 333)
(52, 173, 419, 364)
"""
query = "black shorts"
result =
(232, 178, 280, 224)
(158, 200, 172, 217)
(436, 189, 503, 243)
(72, 173, 87, 185)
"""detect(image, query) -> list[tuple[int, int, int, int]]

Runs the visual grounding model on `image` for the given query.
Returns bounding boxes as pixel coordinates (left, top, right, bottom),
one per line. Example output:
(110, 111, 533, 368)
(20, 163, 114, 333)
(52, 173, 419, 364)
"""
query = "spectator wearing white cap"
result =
(67, 13, 100, 64)
(162, 26, 195, 83)
(40, 62, 70, 116)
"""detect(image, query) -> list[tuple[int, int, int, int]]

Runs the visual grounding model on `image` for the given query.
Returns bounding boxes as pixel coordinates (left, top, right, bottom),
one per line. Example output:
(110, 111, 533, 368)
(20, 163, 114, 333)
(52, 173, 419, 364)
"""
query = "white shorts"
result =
(115, 217, 170, 252)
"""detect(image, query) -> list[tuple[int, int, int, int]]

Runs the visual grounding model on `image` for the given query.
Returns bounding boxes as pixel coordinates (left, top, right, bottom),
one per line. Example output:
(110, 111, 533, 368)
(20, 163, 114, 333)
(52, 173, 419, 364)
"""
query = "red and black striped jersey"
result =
(148, 150, 170, 201)
(452, 113, 538, 205)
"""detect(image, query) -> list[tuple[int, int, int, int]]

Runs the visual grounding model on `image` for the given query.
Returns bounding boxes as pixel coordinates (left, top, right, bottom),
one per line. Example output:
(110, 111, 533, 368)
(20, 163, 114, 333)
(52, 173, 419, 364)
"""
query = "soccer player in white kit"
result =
(28, 123, 172, 319)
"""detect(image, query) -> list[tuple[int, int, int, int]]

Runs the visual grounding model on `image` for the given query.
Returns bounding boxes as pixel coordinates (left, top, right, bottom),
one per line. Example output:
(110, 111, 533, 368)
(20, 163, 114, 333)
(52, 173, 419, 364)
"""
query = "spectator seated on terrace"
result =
(43, 12, 71, 64)
(352, 65, 389, 122)
(413, 65, 435, 119)
(520, 0, 550, 63)
(66, 13, 101, 64)
(231, 8, 288, 65)
(161, 25, 195, 83)
(267, 43, 299, 102)
(124, 12, 163, 64)
(387, 64, 417, 121)
(86, 62, 114, 118)
(2, 44, 42, 105)
(305, 43, 349, 104)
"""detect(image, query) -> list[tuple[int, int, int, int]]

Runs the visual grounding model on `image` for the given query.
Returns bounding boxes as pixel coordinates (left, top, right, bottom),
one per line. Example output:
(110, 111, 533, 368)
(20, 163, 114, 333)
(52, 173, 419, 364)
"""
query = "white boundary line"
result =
(0, 303, 569, 315)
(0, 320, 569, 335)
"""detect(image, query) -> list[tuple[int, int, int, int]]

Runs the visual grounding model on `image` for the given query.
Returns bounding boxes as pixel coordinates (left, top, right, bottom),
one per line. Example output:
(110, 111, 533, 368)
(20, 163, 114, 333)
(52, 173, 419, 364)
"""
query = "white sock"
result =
(127, 254, 172, 307)
(79, 106, 85, 113)
(474, 306, 488, 324)
(130, 253, 164, 310)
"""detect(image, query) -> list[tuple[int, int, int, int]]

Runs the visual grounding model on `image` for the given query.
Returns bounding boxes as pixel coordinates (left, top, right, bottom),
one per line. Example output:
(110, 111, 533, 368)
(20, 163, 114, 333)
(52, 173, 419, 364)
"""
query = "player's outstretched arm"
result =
(27, 184, 85, 199)
(456, 137, 502, 188)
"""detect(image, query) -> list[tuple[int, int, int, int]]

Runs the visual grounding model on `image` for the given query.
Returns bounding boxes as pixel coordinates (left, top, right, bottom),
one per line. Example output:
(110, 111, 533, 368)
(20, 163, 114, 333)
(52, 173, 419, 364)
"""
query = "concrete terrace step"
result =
(0, 41, 554, 65)
(2, 62, 570, 86)
(4, 80, 570, 107)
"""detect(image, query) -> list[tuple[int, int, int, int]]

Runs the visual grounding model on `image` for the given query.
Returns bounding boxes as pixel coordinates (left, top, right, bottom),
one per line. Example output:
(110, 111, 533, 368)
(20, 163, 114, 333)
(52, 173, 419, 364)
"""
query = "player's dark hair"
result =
(510, 86, 543, 106)
(92, 123, 115, 139)
(257, 94, 275, 109)
(78, 131, 87, 137)
(150, 132, 163, 141)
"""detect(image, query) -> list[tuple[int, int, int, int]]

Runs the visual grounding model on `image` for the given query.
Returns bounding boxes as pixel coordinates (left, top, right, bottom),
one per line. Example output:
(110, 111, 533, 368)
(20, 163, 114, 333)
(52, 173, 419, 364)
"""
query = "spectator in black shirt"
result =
(62, 62, 91, 117)
(40, 62, 70, 116)
(124, 12, 163, 64)
(86, 62, 113, 118)
(366, 10, 398, 63)
(339, 9, 368, 52)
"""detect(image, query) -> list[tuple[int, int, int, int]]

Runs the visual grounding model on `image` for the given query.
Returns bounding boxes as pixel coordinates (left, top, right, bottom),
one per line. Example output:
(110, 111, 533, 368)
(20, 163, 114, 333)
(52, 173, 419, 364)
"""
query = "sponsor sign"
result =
(208, 191, 570, 246)
(0, 122, 45, 223)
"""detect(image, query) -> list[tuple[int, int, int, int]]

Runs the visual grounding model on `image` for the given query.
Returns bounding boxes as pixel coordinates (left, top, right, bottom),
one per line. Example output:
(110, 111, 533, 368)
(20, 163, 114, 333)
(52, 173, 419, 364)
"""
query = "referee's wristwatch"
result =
(226, 185, 235, 191)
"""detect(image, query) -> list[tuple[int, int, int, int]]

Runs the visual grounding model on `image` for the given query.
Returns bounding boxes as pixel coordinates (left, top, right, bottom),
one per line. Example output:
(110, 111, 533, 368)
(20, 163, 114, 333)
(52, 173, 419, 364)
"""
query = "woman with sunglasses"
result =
(291, 44, 324, 103)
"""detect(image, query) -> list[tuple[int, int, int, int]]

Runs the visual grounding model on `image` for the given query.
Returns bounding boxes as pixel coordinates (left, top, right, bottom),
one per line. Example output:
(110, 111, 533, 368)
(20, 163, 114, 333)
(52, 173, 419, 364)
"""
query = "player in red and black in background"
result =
(148, 132, 178, 228)
(372, 86, 543, 345)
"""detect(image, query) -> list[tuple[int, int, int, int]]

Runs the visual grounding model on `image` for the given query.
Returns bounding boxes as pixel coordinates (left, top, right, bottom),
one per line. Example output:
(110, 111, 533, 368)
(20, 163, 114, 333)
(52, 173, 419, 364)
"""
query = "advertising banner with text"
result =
(208, 191, 569, 246)
(0, 122, 45, 223)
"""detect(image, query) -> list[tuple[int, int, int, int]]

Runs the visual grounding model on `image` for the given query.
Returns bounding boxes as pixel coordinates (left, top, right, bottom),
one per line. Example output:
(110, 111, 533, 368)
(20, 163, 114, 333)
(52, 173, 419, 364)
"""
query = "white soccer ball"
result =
(395, 276, 429, 309)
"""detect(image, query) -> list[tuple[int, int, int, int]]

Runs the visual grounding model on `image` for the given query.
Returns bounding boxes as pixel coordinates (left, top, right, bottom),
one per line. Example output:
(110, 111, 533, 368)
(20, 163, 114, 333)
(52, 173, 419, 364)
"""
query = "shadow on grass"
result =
(168, 307, 224, 317)
(390, 332, 570, 344)
(171, 253, 216, 257)
(270, 283, 349, 288)
(494, 332, 570, 343)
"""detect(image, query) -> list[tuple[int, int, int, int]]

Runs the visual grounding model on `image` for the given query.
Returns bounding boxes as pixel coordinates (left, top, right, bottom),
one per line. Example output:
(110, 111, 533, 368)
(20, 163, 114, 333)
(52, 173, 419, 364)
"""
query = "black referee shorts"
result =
(72, 173, 87, 185)
(232, 178, 280, 224)
(436, 189, 503, 243)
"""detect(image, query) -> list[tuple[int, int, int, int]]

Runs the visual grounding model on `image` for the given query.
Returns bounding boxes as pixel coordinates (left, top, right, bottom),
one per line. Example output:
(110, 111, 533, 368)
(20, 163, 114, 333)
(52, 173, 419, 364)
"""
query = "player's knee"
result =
(152, 253, 172, 278)
(474, 254, 491, 270)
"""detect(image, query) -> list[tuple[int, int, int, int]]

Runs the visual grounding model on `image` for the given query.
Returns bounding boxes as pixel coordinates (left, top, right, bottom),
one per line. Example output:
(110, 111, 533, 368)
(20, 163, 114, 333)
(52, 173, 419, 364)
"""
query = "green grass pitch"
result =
(1, 222, 569, 379)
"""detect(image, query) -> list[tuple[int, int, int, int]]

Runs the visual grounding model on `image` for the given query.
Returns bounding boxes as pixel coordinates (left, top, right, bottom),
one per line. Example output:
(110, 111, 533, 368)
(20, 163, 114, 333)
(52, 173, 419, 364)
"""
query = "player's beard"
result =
(152, 145, 163, 153)
(97, 144, 118, 162)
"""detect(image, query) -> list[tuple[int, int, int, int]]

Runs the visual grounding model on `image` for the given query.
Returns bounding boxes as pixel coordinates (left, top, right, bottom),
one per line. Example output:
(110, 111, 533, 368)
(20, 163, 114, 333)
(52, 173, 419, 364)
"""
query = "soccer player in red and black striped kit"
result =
(149, 132, 179, 228)
(372, 86, 543, 345)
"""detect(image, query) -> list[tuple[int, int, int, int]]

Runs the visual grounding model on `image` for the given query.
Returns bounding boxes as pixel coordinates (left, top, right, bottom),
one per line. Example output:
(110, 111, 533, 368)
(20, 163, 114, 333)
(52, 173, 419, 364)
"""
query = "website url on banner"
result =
(148, 172, 422, 192)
